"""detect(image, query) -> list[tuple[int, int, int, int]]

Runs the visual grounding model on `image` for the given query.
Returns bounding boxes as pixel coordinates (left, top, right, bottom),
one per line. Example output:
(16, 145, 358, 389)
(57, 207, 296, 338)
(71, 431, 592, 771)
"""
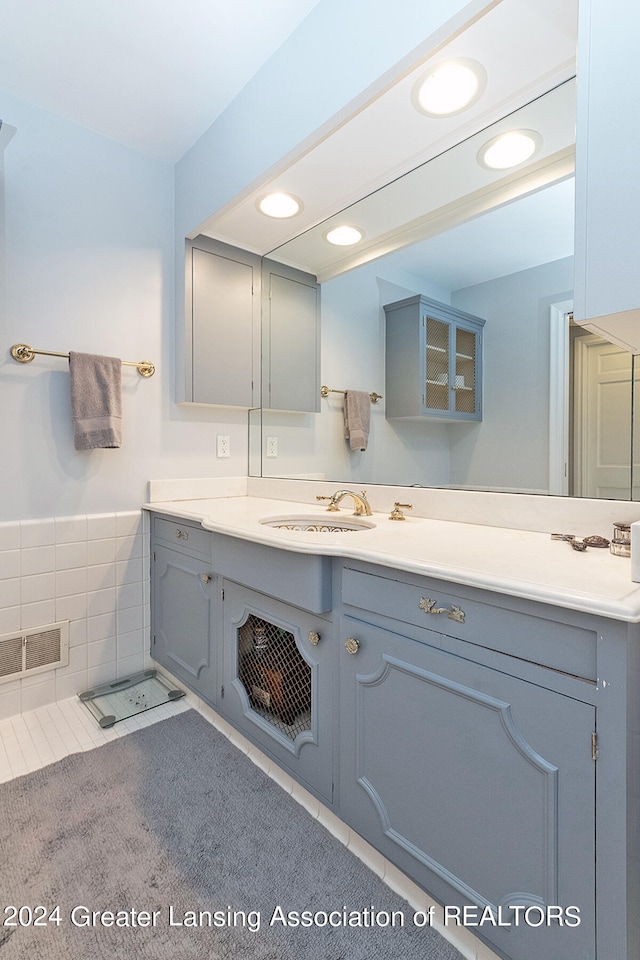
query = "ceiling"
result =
(0, 0, 322, 162)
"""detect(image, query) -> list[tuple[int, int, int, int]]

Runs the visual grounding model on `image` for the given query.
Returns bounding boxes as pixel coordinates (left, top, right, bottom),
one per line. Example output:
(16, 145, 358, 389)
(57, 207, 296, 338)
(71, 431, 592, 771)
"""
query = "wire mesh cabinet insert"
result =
(385, 294, 485, 421)
(222, 580, 334, 803)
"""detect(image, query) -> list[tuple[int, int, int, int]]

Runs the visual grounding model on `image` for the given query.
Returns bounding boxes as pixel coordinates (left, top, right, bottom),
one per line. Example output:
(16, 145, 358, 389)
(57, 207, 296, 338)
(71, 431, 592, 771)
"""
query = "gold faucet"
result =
(316, 489, 373, 516)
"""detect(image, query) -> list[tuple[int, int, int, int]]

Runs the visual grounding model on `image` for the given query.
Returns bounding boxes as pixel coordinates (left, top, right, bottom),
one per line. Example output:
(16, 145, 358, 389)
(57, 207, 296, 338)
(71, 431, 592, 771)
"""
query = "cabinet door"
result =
(424, 313, 482, 419)
(186, 238, 260, 406)
(221, 581, 333, 803)
(339, 615, 595, 960)
(151, 544, 217, 704)
(261, 259, 320, 413)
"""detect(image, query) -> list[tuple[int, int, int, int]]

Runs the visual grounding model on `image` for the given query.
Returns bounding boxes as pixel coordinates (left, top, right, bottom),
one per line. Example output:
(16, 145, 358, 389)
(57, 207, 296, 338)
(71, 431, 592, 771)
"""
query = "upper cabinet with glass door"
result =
(384, 295, 485, 421)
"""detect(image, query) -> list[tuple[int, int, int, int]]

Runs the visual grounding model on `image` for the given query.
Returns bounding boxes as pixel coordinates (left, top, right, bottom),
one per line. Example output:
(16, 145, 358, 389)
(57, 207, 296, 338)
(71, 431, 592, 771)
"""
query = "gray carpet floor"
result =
(0, 710, 464, 959)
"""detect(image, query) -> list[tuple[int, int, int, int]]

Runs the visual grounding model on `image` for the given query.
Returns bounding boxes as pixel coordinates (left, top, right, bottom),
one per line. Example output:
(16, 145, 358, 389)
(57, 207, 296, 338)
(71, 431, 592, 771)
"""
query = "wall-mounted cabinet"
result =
(184, 237, 319, 412)
(385, 295, 485, 421)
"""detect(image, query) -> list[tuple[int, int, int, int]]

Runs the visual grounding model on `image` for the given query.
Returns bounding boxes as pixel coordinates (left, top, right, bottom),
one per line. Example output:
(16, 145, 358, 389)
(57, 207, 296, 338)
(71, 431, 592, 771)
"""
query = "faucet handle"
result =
(389, 502, 413, 521)
(316, 495, 339, 512)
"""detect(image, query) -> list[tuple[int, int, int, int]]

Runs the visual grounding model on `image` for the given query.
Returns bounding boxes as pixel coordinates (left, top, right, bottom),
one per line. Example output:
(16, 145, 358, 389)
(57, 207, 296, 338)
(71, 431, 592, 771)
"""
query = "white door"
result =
(574, 334, 632, 498)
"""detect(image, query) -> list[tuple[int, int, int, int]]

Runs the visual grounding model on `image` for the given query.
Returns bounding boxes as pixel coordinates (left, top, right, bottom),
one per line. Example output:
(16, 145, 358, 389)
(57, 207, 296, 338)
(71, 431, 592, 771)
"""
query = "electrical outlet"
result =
(217, 435, 230, 458)
(266, 436, 278, 458)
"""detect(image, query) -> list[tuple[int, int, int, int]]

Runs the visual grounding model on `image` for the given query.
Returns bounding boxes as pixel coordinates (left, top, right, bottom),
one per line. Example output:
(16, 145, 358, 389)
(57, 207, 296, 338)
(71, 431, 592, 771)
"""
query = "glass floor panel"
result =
(78, 669, 185, 728)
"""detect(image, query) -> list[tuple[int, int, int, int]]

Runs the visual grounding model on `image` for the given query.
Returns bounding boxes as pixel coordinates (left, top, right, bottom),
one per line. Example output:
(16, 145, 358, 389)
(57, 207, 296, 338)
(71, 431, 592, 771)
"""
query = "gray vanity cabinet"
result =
(385, 294, 485, 420)
(148, 515, 640, 960)
(185, 236, 261, 406)
(150, 516, 218, 705)
(338, 563, 597, 960)
(261, 258, 320, 413)
(220, 580, 334, 804)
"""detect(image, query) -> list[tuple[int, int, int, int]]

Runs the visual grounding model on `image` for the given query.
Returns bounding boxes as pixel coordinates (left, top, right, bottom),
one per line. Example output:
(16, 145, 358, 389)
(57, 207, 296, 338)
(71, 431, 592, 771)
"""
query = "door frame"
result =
(549, 300, 572, 495)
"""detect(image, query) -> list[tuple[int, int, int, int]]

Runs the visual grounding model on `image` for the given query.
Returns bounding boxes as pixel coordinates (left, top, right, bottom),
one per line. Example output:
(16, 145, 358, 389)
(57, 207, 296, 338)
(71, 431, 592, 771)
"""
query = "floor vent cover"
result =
(0, 621, 69, 684)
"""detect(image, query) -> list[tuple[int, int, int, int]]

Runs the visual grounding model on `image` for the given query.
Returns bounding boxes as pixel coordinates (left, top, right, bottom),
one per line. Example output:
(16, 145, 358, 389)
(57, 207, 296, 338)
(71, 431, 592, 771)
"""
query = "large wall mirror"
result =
(197, 0, 639, 499)
(250, 90, 639, 499)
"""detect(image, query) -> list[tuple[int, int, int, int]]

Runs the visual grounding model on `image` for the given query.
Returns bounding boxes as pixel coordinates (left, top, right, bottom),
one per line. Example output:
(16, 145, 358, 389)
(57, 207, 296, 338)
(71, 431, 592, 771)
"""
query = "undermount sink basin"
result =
(260, 514, 375, 533)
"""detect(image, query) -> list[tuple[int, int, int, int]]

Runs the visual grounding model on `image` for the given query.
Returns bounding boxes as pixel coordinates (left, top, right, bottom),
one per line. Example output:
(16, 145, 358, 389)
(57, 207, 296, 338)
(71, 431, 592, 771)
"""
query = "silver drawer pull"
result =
(344, 638, 360, 655)
(200, 573, 212, 584)
(175, 529, 189, 540)
(419, 597, 465, 623)
(308, 631, 321, 646)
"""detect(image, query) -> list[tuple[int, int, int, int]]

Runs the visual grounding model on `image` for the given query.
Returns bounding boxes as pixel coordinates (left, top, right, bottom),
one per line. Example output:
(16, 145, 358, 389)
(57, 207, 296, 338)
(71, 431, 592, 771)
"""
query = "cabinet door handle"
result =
(344, 637, 360, 655)
(308, 631, 321, 646)
(200, 573, 212, 584)
(419, 597, 465, 623)
(175, 529, 190, 540)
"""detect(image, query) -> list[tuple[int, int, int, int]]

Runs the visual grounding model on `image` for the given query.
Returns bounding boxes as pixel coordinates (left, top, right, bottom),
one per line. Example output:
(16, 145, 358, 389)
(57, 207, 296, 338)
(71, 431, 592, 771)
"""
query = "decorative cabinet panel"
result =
(185, 236, 260, 406)
(151, 518, 218, 705)
(338, 611, 595, 960)
(261, 259, 320, 413)
(221, 580, 334, 803)
(385, 294, 485, 420)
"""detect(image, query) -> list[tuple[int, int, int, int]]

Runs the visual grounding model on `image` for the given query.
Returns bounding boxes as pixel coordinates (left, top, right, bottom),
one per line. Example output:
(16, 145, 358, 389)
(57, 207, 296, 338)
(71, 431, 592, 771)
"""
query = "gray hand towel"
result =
(344, 390, 371, 451)
(69, 351, 122, 450)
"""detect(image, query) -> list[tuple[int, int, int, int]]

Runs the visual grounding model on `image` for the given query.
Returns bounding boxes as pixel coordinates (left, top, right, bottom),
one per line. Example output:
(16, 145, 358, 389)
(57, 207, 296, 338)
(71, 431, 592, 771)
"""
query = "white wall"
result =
(452, 257, 574, 492)
(1, 91, 247, 523)
(0, 92, 246, 716)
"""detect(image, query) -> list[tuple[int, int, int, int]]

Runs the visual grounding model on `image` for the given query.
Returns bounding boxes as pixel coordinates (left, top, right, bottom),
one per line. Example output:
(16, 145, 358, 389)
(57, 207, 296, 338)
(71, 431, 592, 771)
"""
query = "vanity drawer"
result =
(211, 532, 331, 614)
(341, 565, 597, 681)
(152, 515, 212, 558)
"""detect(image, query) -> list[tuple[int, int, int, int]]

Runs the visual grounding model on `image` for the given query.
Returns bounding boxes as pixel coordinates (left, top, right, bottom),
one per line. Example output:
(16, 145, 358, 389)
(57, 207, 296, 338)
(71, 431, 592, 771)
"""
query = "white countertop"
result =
(145, 495, 640, 623)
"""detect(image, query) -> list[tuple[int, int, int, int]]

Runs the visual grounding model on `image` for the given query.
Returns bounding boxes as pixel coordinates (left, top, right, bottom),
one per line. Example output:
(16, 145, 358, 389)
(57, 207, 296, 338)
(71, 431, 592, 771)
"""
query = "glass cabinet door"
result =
(454, 325, 477, 416)
(425, 316, 450, 411)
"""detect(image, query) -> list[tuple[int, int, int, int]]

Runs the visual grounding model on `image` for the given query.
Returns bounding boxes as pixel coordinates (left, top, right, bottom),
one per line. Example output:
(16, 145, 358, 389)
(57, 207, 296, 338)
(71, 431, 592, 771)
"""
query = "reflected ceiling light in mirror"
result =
(412, 58, 486, 117)
(325, 225, 363, 246)
(478, 129, 542, 170)
(257, 192, 302, 218)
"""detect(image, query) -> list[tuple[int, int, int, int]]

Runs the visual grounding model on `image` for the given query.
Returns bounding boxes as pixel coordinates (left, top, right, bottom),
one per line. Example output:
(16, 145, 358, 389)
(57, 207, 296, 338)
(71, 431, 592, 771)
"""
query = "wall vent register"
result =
(0, 621, 69, 683)
(238, 615, 311, 740)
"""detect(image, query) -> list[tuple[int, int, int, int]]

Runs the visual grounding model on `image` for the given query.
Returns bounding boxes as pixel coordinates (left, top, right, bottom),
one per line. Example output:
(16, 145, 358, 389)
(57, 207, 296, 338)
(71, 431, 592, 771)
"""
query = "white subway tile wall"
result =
(0, 510, 150, 719)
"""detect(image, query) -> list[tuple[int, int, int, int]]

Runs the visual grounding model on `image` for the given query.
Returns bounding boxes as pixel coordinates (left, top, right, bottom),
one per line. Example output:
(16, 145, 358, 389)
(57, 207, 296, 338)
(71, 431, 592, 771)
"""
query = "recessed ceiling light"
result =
(413, 59, 486, 117)
(325, 225, 363, 246)
(478, 130, 542, 170)
(257, 192, 302, 218)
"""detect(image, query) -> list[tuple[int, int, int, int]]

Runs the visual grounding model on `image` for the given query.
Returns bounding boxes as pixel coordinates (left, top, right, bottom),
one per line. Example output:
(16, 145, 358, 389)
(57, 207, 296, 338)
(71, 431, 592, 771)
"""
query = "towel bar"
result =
(10, 343, 155, 377)
(320, 385, 382, 404)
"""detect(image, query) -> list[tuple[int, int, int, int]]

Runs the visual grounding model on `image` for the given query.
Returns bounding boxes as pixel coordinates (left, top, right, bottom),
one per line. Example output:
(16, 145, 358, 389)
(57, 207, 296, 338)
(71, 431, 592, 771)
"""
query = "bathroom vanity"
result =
(147, 492, 640, 960)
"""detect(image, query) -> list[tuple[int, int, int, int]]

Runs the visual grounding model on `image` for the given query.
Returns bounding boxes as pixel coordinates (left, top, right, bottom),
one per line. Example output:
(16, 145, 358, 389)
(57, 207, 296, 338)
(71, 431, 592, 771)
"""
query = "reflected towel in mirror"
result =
(344, 390, 370, 451)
